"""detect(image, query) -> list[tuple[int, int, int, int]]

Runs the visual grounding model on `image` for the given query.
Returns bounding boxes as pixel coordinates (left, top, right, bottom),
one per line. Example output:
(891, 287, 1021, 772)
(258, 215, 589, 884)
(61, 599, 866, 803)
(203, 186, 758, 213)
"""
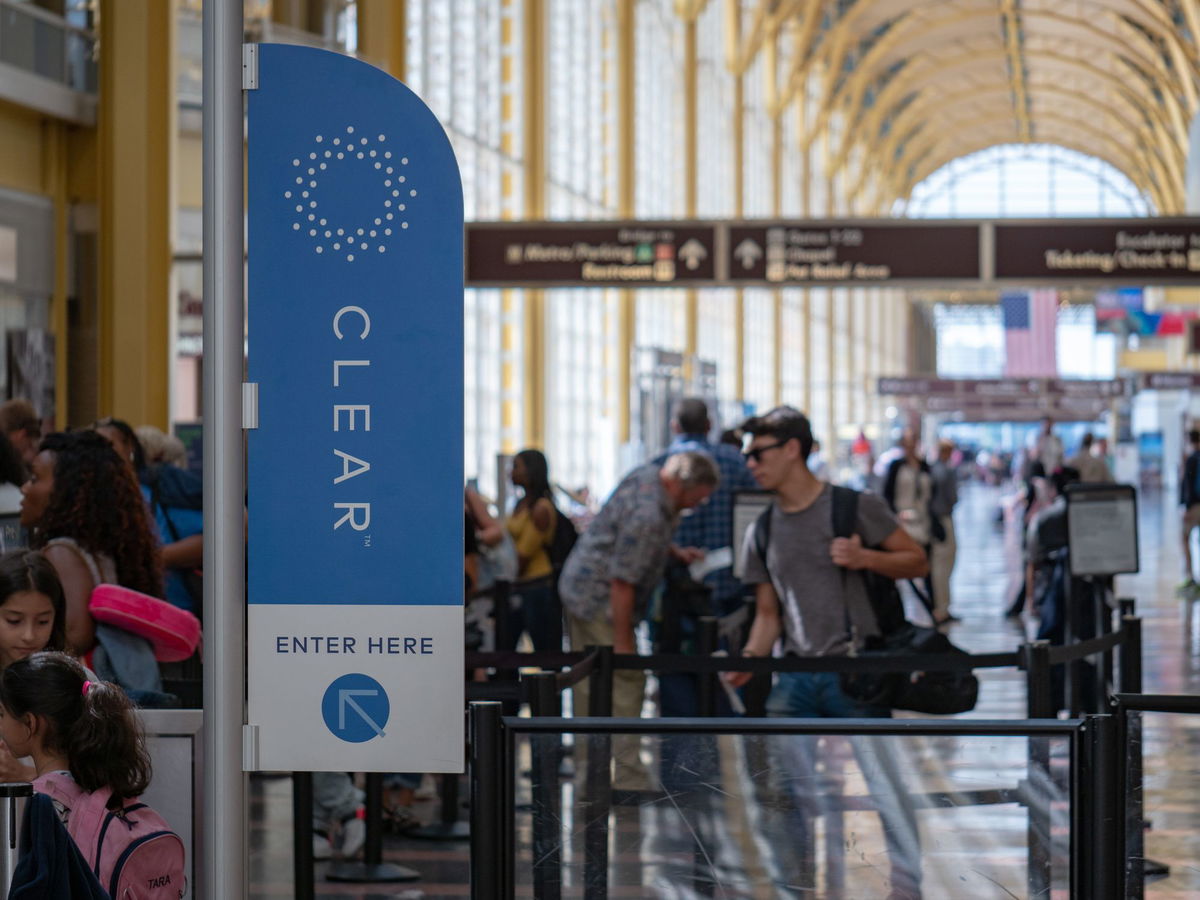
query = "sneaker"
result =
(1179, 580, 1199, 597)
(312, 831, 333, 861)
(338, 812, 366, 859)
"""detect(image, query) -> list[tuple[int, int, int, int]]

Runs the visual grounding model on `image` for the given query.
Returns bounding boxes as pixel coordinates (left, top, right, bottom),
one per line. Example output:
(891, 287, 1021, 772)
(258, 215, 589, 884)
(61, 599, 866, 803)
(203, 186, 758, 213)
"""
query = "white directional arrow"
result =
(734, 238, 763, 269)
(339, 688, 387, 738)
(678, 238, 708, 270)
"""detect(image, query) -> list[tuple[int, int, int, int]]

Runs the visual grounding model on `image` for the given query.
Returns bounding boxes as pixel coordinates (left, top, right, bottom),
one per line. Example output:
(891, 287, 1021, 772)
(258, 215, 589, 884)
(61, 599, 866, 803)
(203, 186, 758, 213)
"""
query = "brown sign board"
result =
(466, 218, 1200, 287)
(914, 394, 1111, 422)
(727, 223, 980, 284)
(879, 377, 1125, 399)
(995, 221, 1200, 283)
(465, 223, 718, 286)
(1135, 372, 1200, 390)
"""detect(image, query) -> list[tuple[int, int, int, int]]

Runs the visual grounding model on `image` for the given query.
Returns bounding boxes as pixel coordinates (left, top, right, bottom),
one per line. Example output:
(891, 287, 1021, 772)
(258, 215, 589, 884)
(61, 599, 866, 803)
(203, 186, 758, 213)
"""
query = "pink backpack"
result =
(33, 773, 185, 899)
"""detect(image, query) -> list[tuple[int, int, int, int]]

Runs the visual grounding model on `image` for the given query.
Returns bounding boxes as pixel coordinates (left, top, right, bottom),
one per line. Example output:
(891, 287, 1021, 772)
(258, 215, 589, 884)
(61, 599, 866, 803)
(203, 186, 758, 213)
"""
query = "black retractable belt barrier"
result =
(1021, 640, 1054, 900)
(1119, 616, 1143, 695)
(469, 702, 504, 900)
(526, 672, 563, 900)
(696, 617, 718, 719)
(291, 772, 314, 900)
(583, 646, 614, 900)
(1076, 714, 1119, 898)
(326, 772, 420, 883)
(410, 772, 470, 840)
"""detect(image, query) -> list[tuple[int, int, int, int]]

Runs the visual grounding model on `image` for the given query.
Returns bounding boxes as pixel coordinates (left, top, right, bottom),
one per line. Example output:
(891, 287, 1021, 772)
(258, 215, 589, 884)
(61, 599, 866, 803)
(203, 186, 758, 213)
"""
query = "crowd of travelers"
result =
(0, 399, 199, 894)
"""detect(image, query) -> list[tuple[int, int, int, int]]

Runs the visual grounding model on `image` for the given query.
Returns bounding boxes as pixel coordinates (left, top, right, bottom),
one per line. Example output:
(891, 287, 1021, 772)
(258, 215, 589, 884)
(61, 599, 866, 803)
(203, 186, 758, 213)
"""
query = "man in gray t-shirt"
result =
(728, 407, 928, 900)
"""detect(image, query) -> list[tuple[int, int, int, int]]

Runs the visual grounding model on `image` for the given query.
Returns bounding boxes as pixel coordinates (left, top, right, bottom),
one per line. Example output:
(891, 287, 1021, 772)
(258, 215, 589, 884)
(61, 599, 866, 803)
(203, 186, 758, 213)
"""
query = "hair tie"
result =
(81, 680, 91, 696)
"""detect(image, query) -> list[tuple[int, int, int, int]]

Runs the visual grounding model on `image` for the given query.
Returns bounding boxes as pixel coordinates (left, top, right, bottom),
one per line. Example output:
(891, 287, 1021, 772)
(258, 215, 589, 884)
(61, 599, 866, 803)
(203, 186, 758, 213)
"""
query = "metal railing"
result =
(0, 0, 95, 93)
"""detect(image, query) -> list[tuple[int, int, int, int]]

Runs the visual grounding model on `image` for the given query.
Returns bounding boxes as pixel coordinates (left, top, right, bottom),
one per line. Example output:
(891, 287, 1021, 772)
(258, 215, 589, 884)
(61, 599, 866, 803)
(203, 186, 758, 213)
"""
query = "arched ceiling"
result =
(718, 0, 1200, 213)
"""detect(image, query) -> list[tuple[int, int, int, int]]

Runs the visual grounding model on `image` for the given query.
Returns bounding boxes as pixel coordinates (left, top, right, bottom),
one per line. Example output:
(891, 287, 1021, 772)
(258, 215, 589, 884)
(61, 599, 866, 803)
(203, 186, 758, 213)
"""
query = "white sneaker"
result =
(338, 815, 366, 859)
(312, 832, 333, 860)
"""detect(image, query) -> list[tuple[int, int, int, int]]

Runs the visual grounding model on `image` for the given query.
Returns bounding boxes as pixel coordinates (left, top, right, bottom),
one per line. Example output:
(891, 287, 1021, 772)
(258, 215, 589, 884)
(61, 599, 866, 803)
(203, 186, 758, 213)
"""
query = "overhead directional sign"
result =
(995, 220, 1200, 283)
(878, 377, 1126, 398)
(727, 223, 981, 284)
(1135, 371, 1200, 390)
(879, 377, 1126, 420)
(246, 44, 463, 773)
(466, 222, 717, 286)
(466, 218, 1200, 287)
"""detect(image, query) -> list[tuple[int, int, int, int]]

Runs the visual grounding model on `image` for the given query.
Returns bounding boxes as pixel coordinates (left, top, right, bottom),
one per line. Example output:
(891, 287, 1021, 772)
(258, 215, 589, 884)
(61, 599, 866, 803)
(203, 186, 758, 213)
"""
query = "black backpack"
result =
(753, 485, 978, 714)
(546, 506, 578, 576)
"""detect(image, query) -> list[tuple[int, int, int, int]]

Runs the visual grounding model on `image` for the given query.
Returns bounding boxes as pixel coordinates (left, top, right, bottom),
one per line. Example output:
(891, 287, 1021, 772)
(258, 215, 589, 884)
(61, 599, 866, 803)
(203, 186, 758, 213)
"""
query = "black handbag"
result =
(840, 623, 979, 714)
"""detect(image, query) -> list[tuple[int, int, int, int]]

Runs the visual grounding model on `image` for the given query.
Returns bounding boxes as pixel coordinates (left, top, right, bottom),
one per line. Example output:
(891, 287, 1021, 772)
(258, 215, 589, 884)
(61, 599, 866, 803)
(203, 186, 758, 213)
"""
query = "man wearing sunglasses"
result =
(728, 406, 927, 900)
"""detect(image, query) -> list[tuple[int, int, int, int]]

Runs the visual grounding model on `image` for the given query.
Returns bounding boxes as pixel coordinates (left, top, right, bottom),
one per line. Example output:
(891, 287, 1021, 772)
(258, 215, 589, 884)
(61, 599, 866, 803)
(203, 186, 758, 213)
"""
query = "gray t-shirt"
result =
(737, 485, 900, 657)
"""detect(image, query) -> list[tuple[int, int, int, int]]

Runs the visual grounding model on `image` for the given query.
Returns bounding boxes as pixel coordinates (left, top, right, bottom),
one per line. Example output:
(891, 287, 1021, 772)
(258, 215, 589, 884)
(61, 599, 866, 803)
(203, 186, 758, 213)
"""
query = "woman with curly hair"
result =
(18, 431, 163, 657)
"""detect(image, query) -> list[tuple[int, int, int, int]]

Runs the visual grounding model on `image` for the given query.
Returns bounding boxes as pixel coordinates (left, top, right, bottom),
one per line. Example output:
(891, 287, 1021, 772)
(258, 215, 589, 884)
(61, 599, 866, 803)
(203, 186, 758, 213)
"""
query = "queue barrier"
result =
(469, 706, 1120, 899)
(283, 593, 1141, 897)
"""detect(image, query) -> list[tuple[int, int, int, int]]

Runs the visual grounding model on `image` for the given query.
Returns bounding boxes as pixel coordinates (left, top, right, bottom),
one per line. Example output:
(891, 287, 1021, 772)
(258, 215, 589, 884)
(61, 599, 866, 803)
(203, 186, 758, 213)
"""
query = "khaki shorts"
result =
(1184, 504, 1200, 531)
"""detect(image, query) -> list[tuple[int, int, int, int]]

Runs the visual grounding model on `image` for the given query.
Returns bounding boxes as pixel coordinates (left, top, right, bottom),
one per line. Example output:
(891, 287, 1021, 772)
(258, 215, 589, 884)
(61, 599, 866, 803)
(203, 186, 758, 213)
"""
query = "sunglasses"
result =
(742, 440, 788, 463)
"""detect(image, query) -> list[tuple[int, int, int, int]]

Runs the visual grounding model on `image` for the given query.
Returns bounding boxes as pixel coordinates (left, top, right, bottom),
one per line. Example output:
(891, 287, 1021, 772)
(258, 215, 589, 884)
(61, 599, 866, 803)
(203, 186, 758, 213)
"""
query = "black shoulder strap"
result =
(830, 485, 859, 540)
(752, 502, 774, 562)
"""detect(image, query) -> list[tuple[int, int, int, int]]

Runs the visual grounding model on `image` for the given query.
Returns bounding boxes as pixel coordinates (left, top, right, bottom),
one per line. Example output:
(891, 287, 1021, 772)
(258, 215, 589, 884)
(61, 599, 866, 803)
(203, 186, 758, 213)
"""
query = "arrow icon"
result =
(678, 238, 708, 270)
(734, 238, 763, 269)
(339, 688, 387, 738)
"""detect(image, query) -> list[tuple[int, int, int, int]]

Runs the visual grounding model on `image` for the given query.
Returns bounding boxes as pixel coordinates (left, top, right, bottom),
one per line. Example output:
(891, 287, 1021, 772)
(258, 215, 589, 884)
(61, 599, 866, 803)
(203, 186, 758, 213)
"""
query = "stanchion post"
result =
(470, 702, 504, 900)
(1023, 640, 1054, 719)
(1118, 597, 1136, 619)
(527, 672, 562, 900)
(291, 772, 314, 900)
(583, 648, 613, 900)
(1078, 714, 1118, 898)
(1021, 640, 1053, 898)
(326, 772, 421, 883)
(1119, 616, 1143, 695)
(589, 645, 614, 718)
(697, 617, 718, 718)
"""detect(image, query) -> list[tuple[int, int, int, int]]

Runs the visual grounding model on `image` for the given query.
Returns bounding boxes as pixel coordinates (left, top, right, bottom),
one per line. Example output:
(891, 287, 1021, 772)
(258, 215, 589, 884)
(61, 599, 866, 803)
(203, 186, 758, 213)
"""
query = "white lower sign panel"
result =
(246, 605, 464, 772)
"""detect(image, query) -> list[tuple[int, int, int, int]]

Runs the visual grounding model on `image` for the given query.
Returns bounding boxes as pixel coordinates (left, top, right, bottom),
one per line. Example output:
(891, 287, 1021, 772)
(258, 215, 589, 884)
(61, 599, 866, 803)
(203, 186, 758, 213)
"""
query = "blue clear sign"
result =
(246, 44, 463, 608)
(322, 673, 390, 743)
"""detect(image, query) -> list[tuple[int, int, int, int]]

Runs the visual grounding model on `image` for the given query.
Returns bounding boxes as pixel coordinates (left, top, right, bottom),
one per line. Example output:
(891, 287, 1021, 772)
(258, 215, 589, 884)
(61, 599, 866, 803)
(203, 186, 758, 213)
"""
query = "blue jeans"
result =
(764, 672, 922, 896)
(499, 581, 562, 652)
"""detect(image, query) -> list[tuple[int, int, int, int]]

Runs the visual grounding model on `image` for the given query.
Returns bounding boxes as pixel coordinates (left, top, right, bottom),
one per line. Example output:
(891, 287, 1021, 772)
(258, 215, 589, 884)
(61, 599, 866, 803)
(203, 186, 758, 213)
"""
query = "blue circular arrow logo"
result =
(321, 673, 390, 743)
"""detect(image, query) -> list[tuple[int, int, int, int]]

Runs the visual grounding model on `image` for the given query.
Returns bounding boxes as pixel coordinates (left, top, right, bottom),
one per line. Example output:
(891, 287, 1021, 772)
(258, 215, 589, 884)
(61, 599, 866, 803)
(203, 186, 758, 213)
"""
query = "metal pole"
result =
(469, 702, 503, 900)
(202, 1, 247, 897)
(1119, 616, 1143, 695)
(291, 773, 314, 900)
(697, 617, 718, 718)
(1021, 641, 1053, 898)
(527, 672, 562, 900)
(0, 783, 30, 895)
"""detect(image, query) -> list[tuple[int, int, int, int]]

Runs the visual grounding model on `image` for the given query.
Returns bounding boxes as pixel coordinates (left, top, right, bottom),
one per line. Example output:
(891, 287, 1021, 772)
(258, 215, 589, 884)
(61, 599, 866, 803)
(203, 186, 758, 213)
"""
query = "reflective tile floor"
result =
(248, 482, 1200, 898)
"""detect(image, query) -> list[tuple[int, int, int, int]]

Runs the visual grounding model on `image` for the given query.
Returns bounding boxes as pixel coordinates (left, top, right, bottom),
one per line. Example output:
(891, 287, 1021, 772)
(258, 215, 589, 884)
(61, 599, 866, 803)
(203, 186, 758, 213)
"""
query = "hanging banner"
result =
(246, 44, 463, 773)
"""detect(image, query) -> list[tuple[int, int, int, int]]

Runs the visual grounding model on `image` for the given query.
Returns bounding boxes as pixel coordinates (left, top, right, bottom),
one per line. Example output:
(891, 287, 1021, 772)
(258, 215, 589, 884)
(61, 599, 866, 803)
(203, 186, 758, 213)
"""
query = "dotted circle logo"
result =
(285, 125, 417, 263)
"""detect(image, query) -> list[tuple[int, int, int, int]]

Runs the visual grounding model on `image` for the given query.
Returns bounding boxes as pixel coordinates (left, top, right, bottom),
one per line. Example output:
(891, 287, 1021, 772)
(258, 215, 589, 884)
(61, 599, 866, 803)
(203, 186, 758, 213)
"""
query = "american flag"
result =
(1002, 289, 1058, 376)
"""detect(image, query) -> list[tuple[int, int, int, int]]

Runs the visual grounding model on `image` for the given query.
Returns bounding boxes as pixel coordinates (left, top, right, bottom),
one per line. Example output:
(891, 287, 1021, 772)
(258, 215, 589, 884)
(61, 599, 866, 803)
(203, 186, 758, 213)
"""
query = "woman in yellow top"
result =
(504, 449, 560, 651)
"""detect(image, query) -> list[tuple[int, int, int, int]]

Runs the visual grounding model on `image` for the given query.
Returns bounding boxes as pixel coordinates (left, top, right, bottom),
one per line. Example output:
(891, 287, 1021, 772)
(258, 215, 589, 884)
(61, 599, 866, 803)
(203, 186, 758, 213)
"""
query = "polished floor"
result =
(247, 481, 1200, 898)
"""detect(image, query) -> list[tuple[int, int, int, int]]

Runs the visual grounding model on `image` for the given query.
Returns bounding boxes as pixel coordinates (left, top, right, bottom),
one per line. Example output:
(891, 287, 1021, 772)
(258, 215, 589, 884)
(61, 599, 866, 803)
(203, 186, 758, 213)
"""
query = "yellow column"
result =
(498, 0, 519, 453)
(523, 0, 547, 449)
(769, 33, 782, 407)
(617, 0, 636, 443)
(732, 13, 745, 404)
(44, 121, 69, 428)
(357, 0, 406, 80)
(98, 0, 174, 428)
(683, 13, 699, 379)
(798, 90, 812, 415)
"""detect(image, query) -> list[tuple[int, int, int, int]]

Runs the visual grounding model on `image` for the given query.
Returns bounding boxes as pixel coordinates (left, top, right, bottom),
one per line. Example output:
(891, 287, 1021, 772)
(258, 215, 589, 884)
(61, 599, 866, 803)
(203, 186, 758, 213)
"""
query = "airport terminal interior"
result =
(9, 0, 1200, 897)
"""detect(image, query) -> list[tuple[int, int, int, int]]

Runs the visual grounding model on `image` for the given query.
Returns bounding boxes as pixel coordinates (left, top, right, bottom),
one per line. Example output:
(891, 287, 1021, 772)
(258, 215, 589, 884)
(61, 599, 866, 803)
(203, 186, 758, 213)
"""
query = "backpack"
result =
(34, 773, 185, 899)
(752, 485, 978, 714)
(546, 506, 578, 575)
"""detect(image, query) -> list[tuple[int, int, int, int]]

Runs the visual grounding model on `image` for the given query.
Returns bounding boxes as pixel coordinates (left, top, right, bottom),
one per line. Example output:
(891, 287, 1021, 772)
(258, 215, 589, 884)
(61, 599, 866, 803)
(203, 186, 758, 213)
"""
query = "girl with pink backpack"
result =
(0, 652, 184, 898)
